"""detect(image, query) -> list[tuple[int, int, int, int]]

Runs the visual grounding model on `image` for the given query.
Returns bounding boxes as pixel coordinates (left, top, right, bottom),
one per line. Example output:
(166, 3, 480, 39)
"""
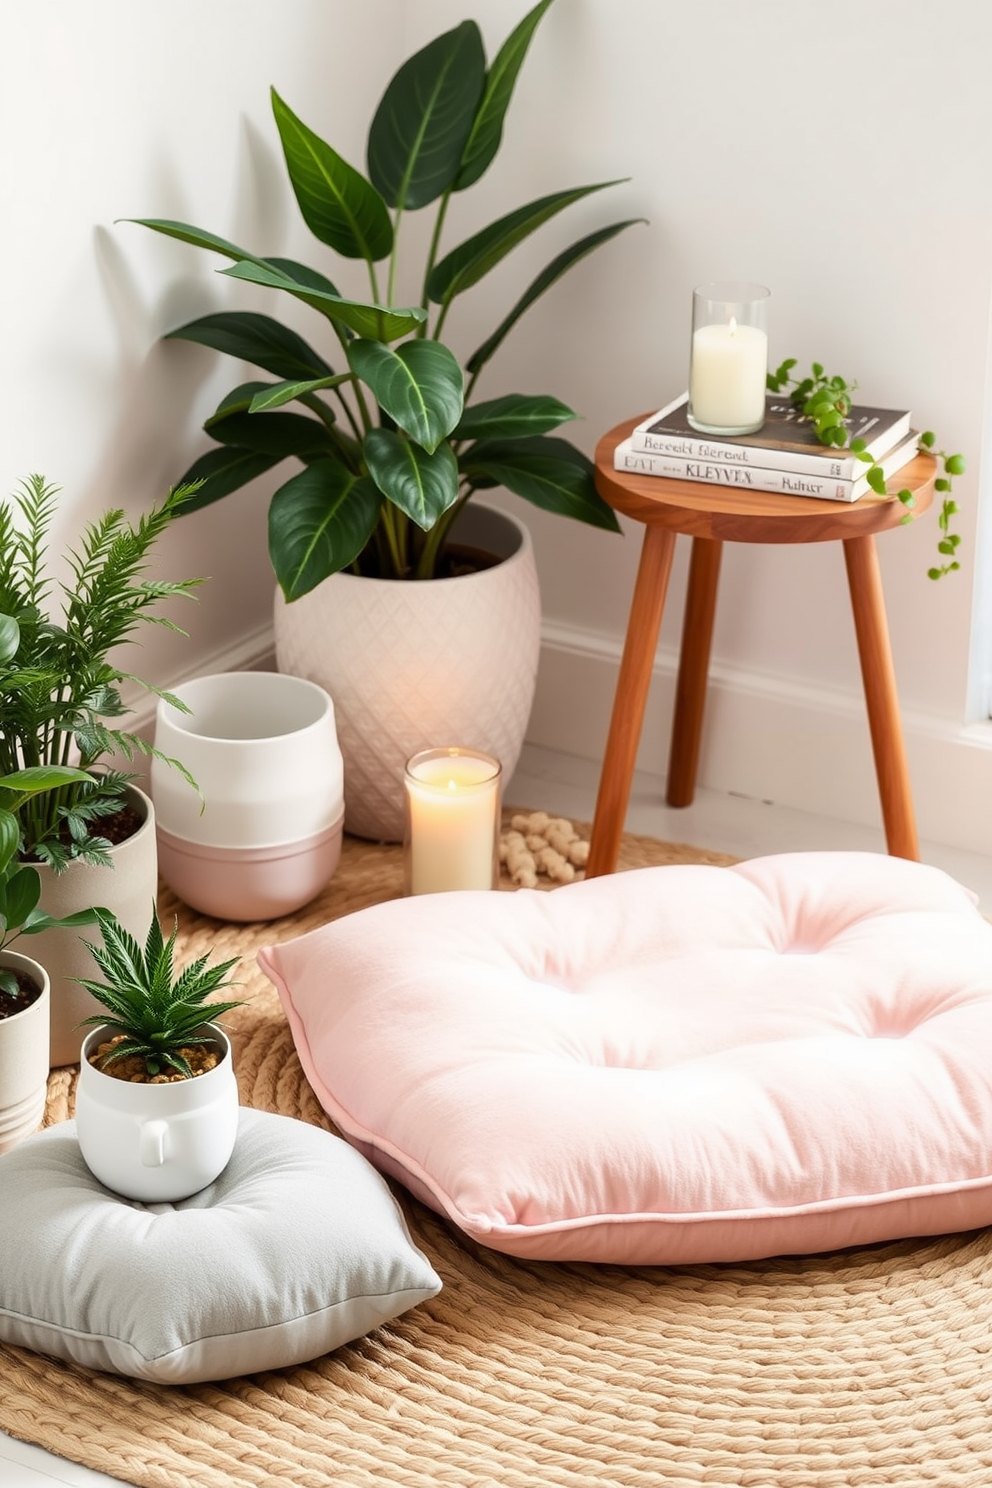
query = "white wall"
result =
(4, 0, 992, 850)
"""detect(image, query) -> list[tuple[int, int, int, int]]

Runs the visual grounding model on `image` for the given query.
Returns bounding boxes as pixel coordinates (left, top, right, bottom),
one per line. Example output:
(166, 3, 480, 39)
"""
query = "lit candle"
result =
(687, 282, 770, 435)
(404, 748, 502, 895)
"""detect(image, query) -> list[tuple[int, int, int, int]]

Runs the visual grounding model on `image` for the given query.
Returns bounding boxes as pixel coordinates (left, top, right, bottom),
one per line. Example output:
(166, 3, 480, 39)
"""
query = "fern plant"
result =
(0, 475, 202, 869)
(76, 904, 244, 1079)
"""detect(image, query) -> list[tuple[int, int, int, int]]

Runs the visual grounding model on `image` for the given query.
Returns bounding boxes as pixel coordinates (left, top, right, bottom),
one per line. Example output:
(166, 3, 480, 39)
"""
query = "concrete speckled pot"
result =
(273, 502, 541, 843)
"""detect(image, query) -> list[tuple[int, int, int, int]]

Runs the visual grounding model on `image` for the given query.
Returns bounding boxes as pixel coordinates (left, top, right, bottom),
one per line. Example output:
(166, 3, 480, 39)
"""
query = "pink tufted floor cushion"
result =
(258, 852, 992, 1265)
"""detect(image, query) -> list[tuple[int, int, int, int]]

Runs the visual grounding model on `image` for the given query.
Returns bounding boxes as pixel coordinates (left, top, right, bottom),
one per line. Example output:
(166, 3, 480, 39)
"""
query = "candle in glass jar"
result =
(404, 747, 501, 895)
(687, 282, 770, 435)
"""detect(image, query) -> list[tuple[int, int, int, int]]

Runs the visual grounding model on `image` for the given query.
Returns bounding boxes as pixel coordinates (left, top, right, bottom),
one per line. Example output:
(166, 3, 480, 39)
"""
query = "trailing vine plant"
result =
(766, 359, 965, 580)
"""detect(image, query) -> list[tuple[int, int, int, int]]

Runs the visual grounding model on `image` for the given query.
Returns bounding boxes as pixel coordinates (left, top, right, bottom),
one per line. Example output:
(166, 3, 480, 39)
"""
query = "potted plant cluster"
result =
(0, 474, 202, 1062)
(0, 765, 102, 1153)
(128, 0, 642, 839)
(74, 904, 245, 1202)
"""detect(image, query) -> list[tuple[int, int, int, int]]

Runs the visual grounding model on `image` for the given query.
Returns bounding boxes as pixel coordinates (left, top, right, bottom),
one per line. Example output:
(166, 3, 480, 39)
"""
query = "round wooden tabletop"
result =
(594, 415, 937, 545)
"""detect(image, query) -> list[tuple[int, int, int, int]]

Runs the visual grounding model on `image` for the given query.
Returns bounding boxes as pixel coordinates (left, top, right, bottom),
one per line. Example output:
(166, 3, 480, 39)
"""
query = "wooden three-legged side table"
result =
(585, 415, 937, 878)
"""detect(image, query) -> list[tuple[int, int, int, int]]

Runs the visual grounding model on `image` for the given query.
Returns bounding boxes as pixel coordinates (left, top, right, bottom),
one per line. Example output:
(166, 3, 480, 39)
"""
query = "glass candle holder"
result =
(687, 281, 770, 436)
(403, 747, 502, 895)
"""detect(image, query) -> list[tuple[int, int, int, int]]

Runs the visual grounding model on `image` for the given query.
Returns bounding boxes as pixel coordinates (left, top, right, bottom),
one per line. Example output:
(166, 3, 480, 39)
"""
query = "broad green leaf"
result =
(268, 460, 382, 599)
(0, 765, 93, 795)
(456, 0, 554, 190)
(364, 429, 459, 530)
(454, 393, 575, 442)
(220, 261, 425, 342)
(205, 409, 333, 460)
(271, 89, 393, 261)
(460, 436, 620, 531)
(0, 808, 17, 876)
(264, 258, 343, 297)
(22, 905, 105, 935)
(367, 21, 485, 210)
(0, 613, 19, 663)
(208, 381, 279, 422)
(427, 181, 626, 307)
(466, 218, 645, 375)
(172, 445, 285, 512)
(348, 340, 463, 452)
(3, 865, 40, 932)
(124, 218, 269, 268)
(166, 312, 334, 381)
(249, 376, 349, 413)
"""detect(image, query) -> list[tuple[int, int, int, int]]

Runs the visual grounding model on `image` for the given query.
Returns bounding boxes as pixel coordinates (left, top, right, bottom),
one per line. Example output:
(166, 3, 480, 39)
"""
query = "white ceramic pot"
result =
(75, 1023, 240, 1202)
(0, 951, 50, 1154)
(151, 671, 345, 921)
(274, 501, 541, 842)
(31, 783, 158, 1069)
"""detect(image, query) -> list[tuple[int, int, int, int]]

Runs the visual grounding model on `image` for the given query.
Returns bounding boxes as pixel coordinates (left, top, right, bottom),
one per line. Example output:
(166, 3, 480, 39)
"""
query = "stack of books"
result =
(614, 392, 918, 503)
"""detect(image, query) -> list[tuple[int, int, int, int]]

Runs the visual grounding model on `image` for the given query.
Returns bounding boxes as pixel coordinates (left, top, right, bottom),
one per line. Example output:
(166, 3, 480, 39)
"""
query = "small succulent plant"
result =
(76, 904, 244, 1079)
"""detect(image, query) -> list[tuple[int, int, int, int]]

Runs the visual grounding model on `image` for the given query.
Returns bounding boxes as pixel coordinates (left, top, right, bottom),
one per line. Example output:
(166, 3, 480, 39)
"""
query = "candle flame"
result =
(728, 315, 738, 336)
(447, 779, 457, 791)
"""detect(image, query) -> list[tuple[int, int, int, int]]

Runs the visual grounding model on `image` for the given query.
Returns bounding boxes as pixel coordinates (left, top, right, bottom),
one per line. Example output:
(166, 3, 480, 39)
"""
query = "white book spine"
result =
(614, 439, 870, 502)
(629, 428, 863, 478)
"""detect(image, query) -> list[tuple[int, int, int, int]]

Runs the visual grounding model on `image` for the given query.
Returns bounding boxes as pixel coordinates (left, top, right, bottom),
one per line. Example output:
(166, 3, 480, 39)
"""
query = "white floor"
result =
(4, 742, 992, 1487)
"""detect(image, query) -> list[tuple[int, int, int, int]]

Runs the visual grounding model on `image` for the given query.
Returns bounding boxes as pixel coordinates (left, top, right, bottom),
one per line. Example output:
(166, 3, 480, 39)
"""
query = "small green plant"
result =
(0, 765, 105, 997)
(767, 359, 966, 579)
(0, 475, 202, 870)
(76, 904, 245, 1079)
(127, 0, 643, 594)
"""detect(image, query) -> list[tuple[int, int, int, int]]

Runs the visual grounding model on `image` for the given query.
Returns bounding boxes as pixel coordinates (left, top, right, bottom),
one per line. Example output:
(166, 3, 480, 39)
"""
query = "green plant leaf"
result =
(364, 429, 459, 530)
(454, 393, 576, 442)
(248, 376, 349, 413)
(166, 312, 334, 381)
(461, 436, 621, 531)
(0, 613, 18, 663)
(367, 21, 486, 210)
(172, 446, 285, 512)
(205, 409, 334, 460)
(220, 261, 425, 342)
(465, 218, 644, 375)
(348, 340, 463, 452)
(0, 764, 93, 796)
(268, 459, 382, 600)
(2, 866, 40, 932)
(124, 218, 270, 268)
(271, 89, 393, 262)
(456, 0, 554, 190)
(0, 808, 17, 876)
(427, 181, 626, 308)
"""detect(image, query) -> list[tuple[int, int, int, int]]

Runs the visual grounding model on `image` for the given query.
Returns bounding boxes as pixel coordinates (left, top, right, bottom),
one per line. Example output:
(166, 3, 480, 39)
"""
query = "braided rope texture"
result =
(5, 824, 991, 1487)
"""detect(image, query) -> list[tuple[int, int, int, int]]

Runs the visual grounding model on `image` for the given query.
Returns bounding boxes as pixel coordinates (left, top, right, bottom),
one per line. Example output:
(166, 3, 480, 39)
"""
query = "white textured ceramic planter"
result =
(31, 784, 158, 1069)
(0, 951, 50, 1155)
(75, 1023, 239, 1202)
(152, 672, 345, 920)
(274, 502, 541, 842)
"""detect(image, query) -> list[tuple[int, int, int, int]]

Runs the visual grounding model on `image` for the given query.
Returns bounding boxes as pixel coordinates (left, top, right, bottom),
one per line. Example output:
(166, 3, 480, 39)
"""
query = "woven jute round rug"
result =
(5, 821, 992, 1487)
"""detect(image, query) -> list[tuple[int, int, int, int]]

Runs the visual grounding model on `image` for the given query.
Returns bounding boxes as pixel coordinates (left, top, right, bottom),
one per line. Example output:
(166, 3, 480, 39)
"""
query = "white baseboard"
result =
(528, 621, 992, 857)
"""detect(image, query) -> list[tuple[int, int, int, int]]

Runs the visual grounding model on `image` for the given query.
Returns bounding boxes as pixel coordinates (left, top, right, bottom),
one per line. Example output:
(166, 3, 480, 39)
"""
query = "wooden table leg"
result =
(842, 533, 920, 860)
(666, 537, 723, 807)
(586, 525, 677, 878)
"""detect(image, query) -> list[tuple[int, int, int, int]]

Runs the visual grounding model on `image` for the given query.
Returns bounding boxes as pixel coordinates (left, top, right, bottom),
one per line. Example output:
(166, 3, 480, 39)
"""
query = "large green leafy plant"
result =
(0, 476, 200, 871)
(129, 0, 640, 597)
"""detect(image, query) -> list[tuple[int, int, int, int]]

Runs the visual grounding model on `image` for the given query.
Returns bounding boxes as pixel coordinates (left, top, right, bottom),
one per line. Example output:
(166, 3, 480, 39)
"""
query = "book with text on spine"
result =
(630, 392, 912, 478)
(613, 429, 921, 503)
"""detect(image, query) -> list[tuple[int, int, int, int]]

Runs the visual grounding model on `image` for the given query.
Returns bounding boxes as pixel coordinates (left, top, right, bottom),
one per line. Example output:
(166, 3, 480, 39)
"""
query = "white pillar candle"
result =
(688, 318, 768, 432)
(404, 748, 501, 895)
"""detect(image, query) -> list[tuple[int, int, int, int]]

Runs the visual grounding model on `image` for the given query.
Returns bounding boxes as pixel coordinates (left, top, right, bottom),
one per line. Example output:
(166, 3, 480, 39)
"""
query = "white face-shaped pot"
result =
(75, 1025, 240, 1202)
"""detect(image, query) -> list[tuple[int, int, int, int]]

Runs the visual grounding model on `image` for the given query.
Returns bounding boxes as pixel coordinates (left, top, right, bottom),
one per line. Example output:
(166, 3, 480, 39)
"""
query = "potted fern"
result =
(74, 905, 244, 1202)
(127, 0, 641, 840)
(0, 765, 104, 1153)
(0, 475, 201, 1063)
